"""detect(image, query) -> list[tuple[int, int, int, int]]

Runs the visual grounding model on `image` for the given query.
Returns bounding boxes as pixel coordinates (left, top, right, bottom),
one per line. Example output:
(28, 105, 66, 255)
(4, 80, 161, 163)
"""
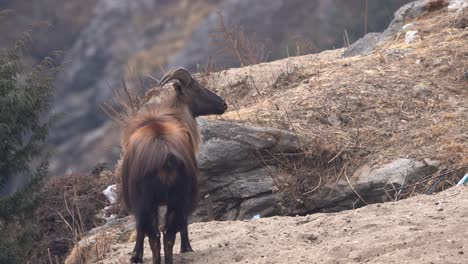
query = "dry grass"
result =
(64, 230, 115, 264)
(201, 6, 467, 203)
(29, 167, 114, 264)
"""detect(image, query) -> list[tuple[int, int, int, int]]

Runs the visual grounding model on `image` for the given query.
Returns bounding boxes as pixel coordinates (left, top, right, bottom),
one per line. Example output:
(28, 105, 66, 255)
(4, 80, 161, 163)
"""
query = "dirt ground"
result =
(96, 186, 467, 264)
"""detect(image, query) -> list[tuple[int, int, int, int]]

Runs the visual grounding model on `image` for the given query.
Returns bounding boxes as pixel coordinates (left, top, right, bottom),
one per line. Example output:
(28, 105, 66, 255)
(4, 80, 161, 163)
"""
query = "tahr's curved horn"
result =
(159, 68, 192, 88)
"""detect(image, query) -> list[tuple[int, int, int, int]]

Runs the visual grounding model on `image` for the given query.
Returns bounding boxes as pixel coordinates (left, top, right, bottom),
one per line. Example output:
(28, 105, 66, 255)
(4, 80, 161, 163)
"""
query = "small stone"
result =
(387, 48, 412, 60)
(234, 254, 244, 262)
(303, 234, 318, 242)
(464, 70, 468, 81)
(438, 65, 451, 73)
(413, 84, 432, 97)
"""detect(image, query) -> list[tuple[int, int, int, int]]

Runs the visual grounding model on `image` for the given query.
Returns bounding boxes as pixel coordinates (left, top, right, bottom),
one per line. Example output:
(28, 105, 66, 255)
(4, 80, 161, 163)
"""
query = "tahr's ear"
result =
(173, 80, 184, 94)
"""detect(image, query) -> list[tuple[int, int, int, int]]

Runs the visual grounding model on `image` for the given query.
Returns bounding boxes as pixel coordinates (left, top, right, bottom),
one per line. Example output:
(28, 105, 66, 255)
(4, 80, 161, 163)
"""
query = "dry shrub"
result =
(29, 167, 114, 264)
(393, 165, 467, 199)
(255, 139, 350, 214)
(196, 57, 227, 88)
(211, 11, 271, 67)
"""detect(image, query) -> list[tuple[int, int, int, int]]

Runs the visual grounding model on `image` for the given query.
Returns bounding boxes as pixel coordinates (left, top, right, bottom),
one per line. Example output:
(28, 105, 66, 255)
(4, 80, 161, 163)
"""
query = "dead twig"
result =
(327, 161, 349, 197)
(344, 166, 369, 205)
(302, 174, 322, 195)
(328, 141, 350, 164)
(284, 110, 302, 149)
(255, 150, 284, 191)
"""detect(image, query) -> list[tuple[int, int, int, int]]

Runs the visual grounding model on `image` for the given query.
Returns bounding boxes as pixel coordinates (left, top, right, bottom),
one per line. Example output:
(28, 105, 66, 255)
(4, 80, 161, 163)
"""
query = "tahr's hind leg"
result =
(180, 218, 193, 253)
(163, 210, 177, 264)
(147, 209, 161, 264)
(130, 217, 145, 263)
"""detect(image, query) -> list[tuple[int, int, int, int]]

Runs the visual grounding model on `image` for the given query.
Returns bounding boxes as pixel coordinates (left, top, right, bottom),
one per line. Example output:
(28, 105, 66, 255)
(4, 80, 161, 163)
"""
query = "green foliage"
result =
(0, 35, 57, 264)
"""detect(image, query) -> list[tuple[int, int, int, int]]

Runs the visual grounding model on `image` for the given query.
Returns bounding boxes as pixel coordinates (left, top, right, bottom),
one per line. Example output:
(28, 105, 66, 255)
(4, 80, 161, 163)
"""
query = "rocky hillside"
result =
(58, 1, 468, 263)
(43, 0, 412, 175)
(54, 0, 467, 193)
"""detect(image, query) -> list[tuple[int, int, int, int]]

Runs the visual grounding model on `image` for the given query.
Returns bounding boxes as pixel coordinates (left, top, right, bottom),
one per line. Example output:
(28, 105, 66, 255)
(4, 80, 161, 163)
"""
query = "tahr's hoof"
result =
(181, 247, 194, 253)
(130, 255, 143, 264)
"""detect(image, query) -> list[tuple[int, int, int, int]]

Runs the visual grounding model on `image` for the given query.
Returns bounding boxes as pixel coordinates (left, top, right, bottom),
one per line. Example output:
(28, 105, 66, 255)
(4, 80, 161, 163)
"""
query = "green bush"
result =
(0, 35, 57, 264)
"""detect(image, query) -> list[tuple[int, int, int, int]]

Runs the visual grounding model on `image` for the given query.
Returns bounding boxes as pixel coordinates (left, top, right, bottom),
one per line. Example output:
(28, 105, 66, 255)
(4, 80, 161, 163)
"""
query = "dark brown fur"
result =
(118, 68, 227, 264)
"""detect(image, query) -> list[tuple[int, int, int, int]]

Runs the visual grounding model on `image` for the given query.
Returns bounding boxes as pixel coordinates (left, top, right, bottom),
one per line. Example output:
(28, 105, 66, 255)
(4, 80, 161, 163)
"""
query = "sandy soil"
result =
(97, 186, 467, 264)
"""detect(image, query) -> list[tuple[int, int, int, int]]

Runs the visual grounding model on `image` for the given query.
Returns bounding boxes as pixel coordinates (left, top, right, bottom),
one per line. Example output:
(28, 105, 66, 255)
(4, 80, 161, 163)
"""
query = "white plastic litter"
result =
(103, 184, 118, 204)
(457, 174, 468, 186)
(405, 31, 420, 44)
(252, 214, 261, 220)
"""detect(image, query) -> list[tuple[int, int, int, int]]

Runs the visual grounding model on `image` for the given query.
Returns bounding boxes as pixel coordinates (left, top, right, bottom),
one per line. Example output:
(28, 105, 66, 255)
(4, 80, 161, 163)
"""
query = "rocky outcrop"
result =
(194, 118, 301, 220)
(196, 118, 443, 219)
(109, 116, 444, 221)
(343, 0, 467, 57)
(296, 158, 440, 214)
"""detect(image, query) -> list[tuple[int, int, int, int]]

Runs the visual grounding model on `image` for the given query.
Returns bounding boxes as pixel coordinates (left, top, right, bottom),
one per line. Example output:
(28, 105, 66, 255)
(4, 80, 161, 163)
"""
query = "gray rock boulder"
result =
(342, 33, 382, 58)
(193, 118, 301, 221)
(297, 158, 439, 214)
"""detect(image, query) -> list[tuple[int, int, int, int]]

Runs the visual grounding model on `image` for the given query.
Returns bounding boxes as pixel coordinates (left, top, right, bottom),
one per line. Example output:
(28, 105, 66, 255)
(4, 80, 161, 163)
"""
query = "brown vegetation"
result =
(30, 167, 114, 264)
(201, 6, 467, 205)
